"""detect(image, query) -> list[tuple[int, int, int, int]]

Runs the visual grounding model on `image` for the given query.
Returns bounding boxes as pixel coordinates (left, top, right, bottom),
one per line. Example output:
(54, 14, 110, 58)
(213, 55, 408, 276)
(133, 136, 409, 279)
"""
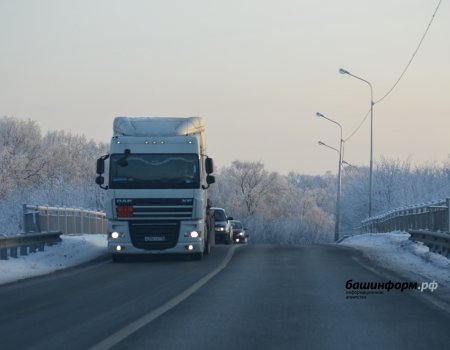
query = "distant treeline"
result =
(210, 157, 450, 244)
(1, 116, 450, 241)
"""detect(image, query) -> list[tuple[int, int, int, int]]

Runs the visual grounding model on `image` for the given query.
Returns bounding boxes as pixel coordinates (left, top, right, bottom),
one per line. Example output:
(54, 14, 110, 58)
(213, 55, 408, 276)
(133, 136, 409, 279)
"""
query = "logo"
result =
(116, 199, 133, 204)
(345, 279, 439, 300)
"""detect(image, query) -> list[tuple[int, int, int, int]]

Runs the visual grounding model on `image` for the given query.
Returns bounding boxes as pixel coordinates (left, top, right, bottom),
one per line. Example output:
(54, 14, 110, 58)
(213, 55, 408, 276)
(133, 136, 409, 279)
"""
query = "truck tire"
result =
(111, 254, 125, 263)
(191, 252, 203, 260)
(204, 233, 211, 255)
(225, 231, 232, 245)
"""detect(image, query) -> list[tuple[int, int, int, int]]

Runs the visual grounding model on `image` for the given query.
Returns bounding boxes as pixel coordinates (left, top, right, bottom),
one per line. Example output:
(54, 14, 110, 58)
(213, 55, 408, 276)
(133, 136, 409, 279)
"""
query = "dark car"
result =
(212, 207, 233, 244)
(231, 220, 248, 244)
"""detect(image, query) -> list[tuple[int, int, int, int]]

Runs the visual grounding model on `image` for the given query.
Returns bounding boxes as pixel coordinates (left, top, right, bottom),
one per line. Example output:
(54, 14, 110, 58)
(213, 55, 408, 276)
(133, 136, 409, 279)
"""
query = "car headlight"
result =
(216, 227, 225, 231)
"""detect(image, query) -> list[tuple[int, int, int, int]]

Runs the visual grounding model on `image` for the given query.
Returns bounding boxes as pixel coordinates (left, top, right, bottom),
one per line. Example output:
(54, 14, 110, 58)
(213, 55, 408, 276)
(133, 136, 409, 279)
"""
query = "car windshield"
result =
(109, 153, 200, 189)
(214, 210, 227, 221)
(232, 222, 242, 229)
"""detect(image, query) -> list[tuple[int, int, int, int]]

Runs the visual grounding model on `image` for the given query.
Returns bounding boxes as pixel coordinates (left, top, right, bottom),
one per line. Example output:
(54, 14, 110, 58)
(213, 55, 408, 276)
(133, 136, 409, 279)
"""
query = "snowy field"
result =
(0, 232, 449, 293)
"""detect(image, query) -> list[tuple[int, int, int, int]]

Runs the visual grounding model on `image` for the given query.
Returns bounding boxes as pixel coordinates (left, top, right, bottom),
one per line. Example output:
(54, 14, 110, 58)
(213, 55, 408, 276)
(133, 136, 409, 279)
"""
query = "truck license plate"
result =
(144, 236, 165, 242)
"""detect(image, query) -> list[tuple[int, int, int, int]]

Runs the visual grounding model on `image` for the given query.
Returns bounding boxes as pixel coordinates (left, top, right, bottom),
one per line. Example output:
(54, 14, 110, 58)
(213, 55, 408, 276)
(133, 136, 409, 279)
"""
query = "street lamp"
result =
(317, 140, 339, 154)
(318, 141, 353, 166)
(316, 112, 343, 242)
(339, 68, 374, 217)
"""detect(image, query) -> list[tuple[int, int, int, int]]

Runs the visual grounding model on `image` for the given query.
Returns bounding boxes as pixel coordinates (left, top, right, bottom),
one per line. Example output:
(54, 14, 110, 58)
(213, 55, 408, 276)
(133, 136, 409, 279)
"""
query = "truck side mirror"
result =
(95, 175, 108, 190)
(96, 158, 105, 175)
(228, 216, 234, 221)
(95, 175, 104, 185)
(202, 175, 215, 190)
(206, 175, 215, 185)
(205, 157, 214, 174)
(96, 154, 110, 174)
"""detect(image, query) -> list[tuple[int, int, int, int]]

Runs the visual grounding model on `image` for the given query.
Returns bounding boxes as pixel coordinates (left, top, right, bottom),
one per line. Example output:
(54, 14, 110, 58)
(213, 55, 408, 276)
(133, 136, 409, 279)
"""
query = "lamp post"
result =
(339, 68, 374, 217)
(316, 112, 343, 242)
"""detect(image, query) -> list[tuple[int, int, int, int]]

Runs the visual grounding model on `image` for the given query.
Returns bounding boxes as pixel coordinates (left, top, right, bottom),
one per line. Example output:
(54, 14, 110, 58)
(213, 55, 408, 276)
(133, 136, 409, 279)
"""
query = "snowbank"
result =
(340, 231, 450, 288)
(0, 234, 107, 285)
(1, 231, 449, 293)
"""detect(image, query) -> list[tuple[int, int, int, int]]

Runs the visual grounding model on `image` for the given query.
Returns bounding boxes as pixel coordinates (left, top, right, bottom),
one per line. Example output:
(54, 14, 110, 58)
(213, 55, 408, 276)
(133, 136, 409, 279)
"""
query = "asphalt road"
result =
(0, 244, 449, 350)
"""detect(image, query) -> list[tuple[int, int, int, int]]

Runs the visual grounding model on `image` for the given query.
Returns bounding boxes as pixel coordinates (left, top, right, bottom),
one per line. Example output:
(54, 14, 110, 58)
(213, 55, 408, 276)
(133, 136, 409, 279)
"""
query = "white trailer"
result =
(96, 117, 215, 262)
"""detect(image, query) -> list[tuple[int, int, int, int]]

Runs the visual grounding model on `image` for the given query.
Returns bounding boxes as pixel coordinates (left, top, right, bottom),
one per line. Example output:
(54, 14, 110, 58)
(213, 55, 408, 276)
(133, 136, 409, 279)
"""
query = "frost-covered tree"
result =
(0, 116, 107, 234)
(226, 160, 282, 216)
(209, 161, 335, 244)
(0, 117, 48, 199)
(339, 157, 450, 234)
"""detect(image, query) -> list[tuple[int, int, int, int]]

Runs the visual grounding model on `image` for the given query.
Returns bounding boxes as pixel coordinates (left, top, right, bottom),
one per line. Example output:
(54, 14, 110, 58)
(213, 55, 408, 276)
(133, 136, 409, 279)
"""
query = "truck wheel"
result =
(191, 252, 203, 260)
(225, 232, 232, 245)
(111, 254, 124, 263)
(204, 235, 211, 255)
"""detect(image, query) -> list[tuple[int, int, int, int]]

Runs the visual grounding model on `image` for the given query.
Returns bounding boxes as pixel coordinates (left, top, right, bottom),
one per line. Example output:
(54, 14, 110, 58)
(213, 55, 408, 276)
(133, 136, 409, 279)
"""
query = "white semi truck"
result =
(95, 117, 216, 262)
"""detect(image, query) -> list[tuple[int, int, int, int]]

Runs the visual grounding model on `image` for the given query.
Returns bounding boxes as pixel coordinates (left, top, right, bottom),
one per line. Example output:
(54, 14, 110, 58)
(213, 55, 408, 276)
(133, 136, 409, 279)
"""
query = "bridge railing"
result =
(23, 205, 107, 235)
(361, 198, 450, 233)
(361, 198, 450, 258)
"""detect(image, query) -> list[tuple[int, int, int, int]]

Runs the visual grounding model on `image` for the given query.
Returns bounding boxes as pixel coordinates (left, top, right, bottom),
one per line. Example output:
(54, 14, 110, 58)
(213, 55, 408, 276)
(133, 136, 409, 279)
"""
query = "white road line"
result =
(90, 245, 237, 350)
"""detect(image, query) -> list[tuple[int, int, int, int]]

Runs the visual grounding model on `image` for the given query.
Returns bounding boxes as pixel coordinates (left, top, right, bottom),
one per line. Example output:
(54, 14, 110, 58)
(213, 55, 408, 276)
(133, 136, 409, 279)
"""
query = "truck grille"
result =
(116, 198, 193, 220)
(129, 221, 180, 250)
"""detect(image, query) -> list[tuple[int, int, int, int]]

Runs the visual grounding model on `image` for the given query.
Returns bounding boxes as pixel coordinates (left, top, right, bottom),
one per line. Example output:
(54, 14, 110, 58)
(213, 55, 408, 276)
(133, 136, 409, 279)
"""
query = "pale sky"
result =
(1, 0, 449, 175)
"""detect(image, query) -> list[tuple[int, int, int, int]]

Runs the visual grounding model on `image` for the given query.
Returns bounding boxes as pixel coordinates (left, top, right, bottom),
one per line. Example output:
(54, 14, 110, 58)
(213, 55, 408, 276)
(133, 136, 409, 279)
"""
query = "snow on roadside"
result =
(2, 231, 449, 290)
(0, 234, 107, 285)
(340, 231, 450, 288)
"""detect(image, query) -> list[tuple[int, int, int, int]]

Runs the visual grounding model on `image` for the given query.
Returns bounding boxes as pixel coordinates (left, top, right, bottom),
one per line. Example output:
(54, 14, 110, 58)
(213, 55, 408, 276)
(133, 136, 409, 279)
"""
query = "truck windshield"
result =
(109, 153, 200, 189)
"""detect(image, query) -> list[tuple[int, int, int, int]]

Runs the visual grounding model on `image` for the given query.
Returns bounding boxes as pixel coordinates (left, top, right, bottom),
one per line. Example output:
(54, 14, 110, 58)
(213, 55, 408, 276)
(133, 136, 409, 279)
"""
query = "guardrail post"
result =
(430, 210, 435, 231)
(11, 247, 18, 258)
(20, 246, 28, 256)
(81, 211, 84, 234)
(65, 209, 69, 234)
(46, 206, 50, 232)
(447, 198, 450, 233)
(23, 204, 41, 233)
(57, 208, 61, 233)
(23, 204, 27, 233)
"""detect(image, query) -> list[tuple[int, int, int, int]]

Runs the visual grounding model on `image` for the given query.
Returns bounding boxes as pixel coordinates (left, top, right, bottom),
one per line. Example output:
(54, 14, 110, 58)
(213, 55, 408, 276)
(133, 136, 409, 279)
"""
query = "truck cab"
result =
(96, 117, 215, 261)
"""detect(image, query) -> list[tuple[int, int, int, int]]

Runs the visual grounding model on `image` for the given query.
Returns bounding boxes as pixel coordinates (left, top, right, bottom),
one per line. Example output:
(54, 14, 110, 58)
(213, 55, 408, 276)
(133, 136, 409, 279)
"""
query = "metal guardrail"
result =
(409, 230, 450, 258)
(0, 231, 62, 260)
(0, 205, 105, 260)
(360, 198, 450, 258)
(23, 205, 107, 234)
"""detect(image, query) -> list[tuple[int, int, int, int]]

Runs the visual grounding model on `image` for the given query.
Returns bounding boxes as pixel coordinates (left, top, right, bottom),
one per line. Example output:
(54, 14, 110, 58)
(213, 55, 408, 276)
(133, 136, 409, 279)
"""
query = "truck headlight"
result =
(184, 231, 200, 238)
(111, 231, 120, 239)
(190, 231, 199, 238)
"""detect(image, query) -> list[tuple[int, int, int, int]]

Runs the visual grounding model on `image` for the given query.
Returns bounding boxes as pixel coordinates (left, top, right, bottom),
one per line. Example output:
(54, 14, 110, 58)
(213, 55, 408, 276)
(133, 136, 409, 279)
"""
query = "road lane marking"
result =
(90, 245, 237, 350)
